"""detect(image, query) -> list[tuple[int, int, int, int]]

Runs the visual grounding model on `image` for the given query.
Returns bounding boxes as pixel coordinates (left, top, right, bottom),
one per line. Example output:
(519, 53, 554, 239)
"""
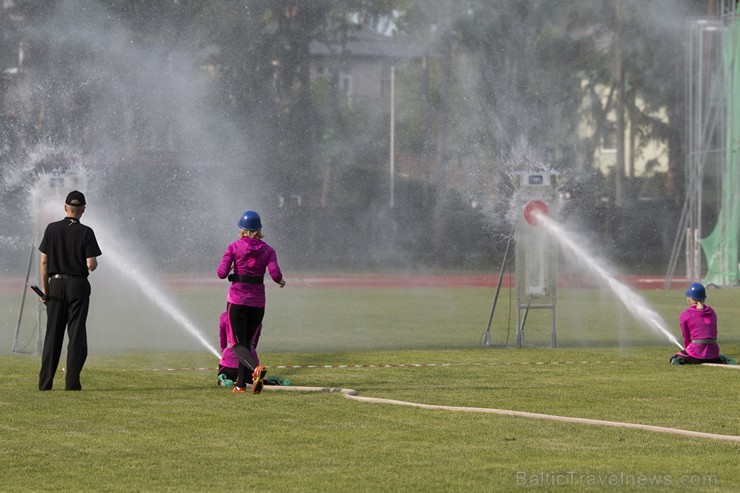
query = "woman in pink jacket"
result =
(217, 210, 285, 394)
(670, 283, 725, 365)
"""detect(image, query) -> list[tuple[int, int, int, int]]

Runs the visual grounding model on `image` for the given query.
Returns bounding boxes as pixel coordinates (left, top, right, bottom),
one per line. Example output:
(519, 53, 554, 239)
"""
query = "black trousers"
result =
(227, 303, 265, 388)
(39, 277, 91, 390)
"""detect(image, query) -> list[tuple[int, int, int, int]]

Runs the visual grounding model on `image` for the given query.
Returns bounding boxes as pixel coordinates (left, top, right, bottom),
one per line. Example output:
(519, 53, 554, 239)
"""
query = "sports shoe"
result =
(251, 365, 267, 395)
(218, 374, 234, 388)
(232, 386, 247, 393)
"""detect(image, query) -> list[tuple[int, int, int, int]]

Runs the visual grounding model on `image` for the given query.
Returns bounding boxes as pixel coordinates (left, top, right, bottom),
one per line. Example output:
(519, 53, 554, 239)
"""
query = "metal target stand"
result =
(12, 170, 87, 355)
(481, 232, 513, 347)
(482, 172, 558, 348)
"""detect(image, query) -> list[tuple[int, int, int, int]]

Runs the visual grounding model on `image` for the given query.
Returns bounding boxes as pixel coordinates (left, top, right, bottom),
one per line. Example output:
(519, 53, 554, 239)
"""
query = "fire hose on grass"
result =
(261, 384, 740, 443)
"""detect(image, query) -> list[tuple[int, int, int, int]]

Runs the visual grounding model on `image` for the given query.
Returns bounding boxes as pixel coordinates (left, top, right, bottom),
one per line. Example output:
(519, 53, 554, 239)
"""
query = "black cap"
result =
(65, 190, 86, 206)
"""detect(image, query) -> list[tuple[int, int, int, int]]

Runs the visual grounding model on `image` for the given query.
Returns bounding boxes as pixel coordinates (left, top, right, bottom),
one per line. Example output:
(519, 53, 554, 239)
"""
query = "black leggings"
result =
(227, 303, 265, 387)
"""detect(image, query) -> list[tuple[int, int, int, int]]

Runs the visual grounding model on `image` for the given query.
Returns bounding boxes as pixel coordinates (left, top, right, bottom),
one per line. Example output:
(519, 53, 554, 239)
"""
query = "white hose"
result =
(263, 385, 740, 443)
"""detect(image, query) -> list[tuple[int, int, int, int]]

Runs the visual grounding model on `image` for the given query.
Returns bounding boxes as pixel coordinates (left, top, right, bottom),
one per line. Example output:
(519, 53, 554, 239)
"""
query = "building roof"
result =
(310, 26, 426, 62)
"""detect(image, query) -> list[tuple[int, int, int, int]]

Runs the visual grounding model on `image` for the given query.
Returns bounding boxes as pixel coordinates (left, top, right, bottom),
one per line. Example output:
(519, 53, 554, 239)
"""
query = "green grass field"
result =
(1, 281, 739, 492)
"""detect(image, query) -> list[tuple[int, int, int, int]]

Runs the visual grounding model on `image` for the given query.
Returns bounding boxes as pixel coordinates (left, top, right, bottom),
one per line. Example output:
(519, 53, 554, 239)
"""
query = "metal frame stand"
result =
(514, 243, 557, 349)
(13, 244, 42, 355)
(515, 301, 557, 348)
(513, 172, 558, 348)
(665, 2, 738, 288)
(481, 233, 513, 346)
(484, 172, 558, 348)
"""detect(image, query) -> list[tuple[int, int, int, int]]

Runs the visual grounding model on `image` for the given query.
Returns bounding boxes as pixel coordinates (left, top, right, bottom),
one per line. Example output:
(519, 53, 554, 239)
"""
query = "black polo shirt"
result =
(39, 217, 102, 277)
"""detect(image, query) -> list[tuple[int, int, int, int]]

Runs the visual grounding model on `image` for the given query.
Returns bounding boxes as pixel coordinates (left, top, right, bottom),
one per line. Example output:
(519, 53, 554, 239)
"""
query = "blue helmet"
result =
(237, 210, 262, 231)
(685, 282, 706, 301)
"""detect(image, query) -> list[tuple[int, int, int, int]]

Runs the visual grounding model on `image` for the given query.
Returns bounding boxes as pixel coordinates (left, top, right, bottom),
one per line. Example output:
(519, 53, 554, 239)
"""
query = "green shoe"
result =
(670, 355, 686, 366)
(265, 375, 292, 386)
(218, 373, 234, 388)
(718, 354, 737, 365)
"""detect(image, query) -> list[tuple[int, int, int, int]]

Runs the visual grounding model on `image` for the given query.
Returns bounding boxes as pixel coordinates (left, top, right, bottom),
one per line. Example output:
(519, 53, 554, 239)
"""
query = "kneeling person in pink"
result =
(217, 210, 285, 394)
(217, 311, 237, 387)
(670, 283, 725, 365)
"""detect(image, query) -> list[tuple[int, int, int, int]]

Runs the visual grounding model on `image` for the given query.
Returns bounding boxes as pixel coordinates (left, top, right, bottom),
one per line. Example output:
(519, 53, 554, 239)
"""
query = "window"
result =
(601, 122, 617, 153)
(340, 71, 352, 96)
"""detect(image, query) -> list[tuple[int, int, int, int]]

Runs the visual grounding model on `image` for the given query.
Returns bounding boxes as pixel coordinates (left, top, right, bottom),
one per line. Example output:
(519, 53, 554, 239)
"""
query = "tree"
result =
(402, 0, 703, 205)
(613, 0, 706, 204)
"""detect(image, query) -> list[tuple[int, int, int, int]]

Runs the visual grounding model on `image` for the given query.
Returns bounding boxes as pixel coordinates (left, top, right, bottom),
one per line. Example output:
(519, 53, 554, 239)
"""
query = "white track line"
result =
(700, 363, 740, 370)
(263, 385, 740, 443)
(152, 360, 740, 372)
(151, 361, 607, 371)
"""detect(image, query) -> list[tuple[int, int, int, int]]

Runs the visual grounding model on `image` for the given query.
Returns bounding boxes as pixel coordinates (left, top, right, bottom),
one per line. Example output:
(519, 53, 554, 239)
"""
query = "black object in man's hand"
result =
(30, 285, 45, 299)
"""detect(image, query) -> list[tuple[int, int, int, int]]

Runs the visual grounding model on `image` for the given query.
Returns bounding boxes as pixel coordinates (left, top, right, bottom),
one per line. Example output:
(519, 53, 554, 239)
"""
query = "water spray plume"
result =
(19, 161, 220, 359)
(535, 212, 684, 350)
(86, 216, 221, 359)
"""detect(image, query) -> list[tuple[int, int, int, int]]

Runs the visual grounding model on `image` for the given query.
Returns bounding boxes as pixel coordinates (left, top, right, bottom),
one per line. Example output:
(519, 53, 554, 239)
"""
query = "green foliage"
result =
(0, 0, 720, 272)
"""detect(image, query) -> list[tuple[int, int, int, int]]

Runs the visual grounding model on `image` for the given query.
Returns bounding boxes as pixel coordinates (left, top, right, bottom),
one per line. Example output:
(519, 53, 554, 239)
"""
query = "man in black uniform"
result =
(38, 190, 102, 391)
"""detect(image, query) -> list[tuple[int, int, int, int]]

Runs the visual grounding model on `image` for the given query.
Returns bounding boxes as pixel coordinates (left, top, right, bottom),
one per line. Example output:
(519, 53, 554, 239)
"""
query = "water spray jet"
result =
(485, 171, 683, 350)
(85, 215, 221, 359)
(535, 212, 684, 350)
(13, 169, 220, 359)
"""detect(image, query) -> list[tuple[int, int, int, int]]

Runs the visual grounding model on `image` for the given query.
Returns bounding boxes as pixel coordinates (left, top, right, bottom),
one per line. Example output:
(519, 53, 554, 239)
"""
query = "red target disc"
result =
(523, 200, 549, 226)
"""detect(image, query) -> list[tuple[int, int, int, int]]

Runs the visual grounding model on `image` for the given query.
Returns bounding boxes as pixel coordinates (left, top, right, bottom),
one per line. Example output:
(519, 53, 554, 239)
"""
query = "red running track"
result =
(164, 273, 682, 290)
(1, 274, 686, 293)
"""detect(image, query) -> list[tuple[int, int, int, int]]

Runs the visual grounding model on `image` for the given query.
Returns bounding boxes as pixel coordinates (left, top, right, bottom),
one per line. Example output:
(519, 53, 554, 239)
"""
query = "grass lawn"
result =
(1, 281, 739, 491)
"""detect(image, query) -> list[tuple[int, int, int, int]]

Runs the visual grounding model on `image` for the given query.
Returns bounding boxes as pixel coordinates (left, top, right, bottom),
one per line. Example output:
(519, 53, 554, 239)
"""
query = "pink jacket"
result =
(679, 304, 720, 360)
(217, 236, 283, 308)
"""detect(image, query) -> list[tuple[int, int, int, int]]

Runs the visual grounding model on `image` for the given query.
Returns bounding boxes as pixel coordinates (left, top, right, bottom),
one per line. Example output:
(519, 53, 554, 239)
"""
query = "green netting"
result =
(701, 16, 740, 287)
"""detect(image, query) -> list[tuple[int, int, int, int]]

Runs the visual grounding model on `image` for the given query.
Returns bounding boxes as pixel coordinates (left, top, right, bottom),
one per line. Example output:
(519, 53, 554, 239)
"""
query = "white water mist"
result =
(85, 215, 220, 359)
(537, 214, 683, 349)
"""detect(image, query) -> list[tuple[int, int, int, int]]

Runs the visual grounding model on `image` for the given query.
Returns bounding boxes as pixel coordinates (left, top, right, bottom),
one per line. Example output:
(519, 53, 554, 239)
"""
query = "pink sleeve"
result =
(266, 248, 283, 283)
(217, 244, 234, 279)
(679, 312, 691, 348)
